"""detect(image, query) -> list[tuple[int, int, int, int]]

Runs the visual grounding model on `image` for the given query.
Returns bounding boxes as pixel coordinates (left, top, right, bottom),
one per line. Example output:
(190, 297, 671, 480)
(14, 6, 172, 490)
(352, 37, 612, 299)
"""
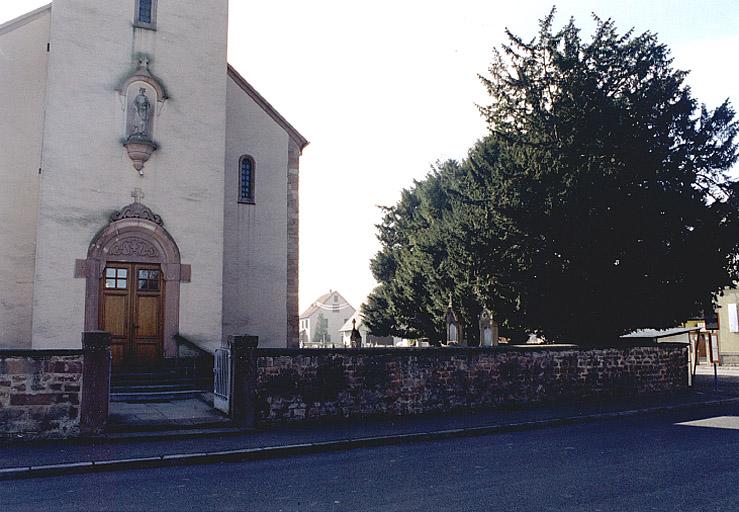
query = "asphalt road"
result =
(2, 402, 739, 512)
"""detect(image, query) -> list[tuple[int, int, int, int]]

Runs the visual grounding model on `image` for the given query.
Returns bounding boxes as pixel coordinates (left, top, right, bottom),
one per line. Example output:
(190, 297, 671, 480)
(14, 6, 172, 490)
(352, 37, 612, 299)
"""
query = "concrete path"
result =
(108, 396, 230, 430)
(1, 372, 738, 479)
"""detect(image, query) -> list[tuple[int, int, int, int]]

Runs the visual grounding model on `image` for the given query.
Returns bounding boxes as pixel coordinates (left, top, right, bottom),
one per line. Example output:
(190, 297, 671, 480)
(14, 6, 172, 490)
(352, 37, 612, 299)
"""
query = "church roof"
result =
(0, 4, 51, 36)
(227, 65, 309, 152)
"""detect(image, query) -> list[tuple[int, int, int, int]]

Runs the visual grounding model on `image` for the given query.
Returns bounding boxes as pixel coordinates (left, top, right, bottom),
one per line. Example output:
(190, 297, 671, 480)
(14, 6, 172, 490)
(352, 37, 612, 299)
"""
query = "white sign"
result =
(728, 304, 739, 333)
(711, 334, 721, 364)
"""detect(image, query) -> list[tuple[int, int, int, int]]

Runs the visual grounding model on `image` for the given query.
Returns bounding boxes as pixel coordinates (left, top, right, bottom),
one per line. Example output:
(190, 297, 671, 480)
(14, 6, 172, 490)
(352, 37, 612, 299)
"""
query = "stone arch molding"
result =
(117, 58, 168, 104)
(75, 203, 191, 358)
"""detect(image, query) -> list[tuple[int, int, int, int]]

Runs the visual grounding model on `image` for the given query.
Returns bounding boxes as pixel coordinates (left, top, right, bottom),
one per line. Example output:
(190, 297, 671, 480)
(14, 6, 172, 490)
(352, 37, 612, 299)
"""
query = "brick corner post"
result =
(228, 335, 259, 429)
(80, 331, 112, 436)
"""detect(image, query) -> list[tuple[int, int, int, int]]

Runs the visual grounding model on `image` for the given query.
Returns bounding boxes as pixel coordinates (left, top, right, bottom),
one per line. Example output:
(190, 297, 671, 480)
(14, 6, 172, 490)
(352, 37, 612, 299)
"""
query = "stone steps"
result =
(111, 362, 212, 403)
(106, 414, 234, 434)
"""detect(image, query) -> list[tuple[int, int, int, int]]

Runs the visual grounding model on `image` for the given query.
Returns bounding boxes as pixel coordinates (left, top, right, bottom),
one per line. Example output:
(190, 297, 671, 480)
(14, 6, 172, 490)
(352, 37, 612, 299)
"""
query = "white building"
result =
(339, 311, 397, 348)
(299, 291, 355, 348)
(0, 1, 307, 365)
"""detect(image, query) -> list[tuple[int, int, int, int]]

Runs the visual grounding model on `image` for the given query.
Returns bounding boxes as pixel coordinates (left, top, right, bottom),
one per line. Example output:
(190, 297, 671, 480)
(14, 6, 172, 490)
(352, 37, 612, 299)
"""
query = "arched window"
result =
(135, 0, 157, 29)
(239, 156, 256, 204)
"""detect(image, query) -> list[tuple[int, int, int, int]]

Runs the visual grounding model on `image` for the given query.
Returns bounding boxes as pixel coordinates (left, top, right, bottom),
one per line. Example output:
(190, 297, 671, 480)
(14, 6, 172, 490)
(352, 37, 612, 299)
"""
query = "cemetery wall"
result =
(0, 350, 83, 439)
(255, 345, 688, 425)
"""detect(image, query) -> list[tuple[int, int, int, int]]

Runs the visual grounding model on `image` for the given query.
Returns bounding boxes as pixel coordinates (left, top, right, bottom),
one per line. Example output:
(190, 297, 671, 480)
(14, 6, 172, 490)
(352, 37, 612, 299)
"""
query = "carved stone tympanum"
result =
(108, 237, 160, 258)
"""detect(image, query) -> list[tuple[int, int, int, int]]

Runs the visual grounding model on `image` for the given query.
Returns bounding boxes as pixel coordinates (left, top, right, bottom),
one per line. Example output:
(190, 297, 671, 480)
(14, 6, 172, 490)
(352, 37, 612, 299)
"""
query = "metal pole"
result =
(709, 332, 718, 392)
(714, 362, 719, 392)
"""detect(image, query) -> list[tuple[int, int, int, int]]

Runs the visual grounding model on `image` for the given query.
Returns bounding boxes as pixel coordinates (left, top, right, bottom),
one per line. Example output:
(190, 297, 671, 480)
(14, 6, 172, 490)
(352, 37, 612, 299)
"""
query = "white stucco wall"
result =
(0, 8, 51, 348)
(222, 76, 289, 348)
(31, 0, 228, 349)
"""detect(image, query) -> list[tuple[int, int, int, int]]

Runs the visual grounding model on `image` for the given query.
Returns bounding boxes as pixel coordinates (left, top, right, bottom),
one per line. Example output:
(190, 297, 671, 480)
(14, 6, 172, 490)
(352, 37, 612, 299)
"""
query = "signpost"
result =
(708, 332, 720, 391)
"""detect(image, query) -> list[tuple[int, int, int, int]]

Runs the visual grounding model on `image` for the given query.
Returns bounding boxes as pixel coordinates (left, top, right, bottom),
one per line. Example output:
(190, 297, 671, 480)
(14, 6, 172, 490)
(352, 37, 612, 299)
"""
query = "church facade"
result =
(0, 1, 306, 363)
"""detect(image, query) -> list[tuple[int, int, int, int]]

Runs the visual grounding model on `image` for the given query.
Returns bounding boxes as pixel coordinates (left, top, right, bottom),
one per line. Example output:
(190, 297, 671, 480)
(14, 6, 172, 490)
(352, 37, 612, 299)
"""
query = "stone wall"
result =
(286, 139, 301, 349)
(720, 353, 739, 367)
(255, 345, 688, 425)
(0, 350, 83, 439)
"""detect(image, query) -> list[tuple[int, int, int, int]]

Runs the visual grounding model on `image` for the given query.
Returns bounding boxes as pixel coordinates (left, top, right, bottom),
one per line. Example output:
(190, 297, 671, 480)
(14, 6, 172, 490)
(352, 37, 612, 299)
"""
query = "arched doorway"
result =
(81, 202, 187, 367)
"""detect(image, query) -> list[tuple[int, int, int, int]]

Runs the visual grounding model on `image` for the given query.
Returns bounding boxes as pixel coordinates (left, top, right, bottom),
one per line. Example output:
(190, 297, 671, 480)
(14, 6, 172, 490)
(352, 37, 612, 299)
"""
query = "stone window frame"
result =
(134, 0, 158, 30)
(238, 155, 256, 205)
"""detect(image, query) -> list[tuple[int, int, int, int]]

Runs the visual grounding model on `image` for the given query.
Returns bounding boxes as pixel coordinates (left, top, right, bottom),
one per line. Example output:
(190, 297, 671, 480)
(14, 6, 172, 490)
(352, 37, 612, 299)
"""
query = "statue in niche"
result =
(119, 60, 166, 174)
(131, 88, 152, 139)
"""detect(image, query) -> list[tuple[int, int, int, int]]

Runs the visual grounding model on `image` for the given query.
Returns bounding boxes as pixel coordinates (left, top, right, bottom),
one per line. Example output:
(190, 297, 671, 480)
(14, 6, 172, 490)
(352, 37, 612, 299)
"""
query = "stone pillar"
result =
(229, 335, 259, 429)
(286, 139, 300, 348)
(445, 295, 461, 346)
(80, 331, 112, 435)
(479, 309, 499, 347)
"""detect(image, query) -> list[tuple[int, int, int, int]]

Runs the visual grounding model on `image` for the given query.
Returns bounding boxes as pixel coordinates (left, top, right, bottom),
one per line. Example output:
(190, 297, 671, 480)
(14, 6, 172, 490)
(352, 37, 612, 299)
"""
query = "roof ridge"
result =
(227, 64, 309, 151)
(300, 291, 356, 318)
(0, 4, 51, 36)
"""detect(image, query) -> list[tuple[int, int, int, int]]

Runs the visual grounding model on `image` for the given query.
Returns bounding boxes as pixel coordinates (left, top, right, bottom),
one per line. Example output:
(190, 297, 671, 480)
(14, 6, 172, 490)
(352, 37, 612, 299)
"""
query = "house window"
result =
(239, 155, 256, 204)
(135, 0, 157, 29)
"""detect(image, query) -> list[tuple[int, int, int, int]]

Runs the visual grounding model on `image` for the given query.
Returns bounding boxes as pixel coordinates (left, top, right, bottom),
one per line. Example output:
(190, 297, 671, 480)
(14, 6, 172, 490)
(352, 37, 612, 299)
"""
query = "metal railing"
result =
(213, 348, 231, 414)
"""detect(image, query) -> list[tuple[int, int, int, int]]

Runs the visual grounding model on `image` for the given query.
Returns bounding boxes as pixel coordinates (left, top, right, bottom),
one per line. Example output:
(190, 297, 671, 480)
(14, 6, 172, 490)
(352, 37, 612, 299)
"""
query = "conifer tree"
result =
(364, 10, 739, 344)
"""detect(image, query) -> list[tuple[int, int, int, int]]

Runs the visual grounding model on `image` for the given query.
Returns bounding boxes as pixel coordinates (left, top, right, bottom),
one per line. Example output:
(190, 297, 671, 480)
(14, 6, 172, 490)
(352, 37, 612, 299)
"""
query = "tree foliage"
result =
(313, 312, 331, 343)
(363, 10, 739, 345)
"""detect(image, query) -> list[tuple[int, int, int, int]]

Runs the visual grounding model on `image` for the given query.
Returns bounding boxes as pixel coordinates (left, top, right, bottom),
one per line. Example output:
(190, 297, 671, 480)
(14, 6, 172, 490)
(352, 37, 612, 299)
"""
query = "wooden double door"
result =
(101, 263, 164, 367)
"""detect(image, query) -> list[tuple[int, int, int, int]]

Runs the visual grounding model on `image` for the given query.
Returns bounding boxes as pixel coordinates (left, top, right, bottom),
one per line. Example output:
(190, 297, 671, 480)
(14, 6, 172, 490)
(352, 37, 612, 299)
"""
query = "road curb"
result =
(2, 396, 739, 481)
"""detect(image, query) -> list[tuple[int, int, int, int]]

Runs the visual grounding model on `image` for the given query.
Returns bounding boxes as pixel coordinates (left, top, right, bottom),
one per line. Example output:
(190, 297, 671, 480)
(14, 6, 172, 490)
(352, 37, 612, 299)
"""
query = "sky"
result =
(2, 1, 738, 313)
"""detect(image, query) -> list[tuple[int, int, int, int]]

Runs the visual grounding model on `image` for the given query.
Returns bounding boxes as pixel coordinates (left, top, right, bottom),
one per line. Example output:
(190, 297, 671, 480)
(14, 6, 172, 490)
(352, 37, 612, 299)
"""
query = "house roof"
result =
(300, 291, 355, 319)
(0, 4, 51, 36)
(227, 65, 309, 152)
(340, 311, 362, 333)
(300, 292, 332, 319)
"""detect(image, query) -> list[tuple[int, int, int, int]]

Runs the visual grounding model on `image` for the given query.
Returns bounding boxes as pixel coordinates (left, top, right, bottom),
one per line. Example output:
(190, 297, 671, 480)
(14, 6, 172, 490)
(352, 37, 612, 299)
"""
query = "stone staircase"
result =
(108, 358, 236, 436)
(111, 361, 212, 403)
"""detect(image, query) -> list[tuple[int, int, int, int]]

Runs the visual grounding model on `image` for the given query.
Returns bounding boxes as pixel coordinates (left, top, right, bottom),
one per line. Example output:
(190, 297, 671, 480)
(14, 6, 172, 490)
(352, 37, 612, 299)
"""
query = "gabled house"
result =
(299, 291, 355, 348)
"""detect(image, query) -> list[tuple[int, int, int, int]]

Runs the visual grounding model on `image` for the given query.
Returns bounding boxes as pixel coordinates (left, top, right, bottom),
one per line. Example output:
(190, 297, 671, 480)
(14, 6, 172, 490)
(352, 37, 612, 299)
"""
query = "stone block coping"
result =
(255, 343, 685, 357)
(0, 350, 84, 357)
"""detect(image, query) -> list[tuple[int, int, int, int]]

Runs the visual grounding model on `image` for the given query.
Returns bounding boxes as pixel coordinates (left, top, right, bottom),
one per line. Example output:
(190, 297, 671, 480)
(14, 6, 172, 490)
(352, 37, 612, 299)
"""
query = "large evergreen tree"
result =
(364, 11, 739, 345)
